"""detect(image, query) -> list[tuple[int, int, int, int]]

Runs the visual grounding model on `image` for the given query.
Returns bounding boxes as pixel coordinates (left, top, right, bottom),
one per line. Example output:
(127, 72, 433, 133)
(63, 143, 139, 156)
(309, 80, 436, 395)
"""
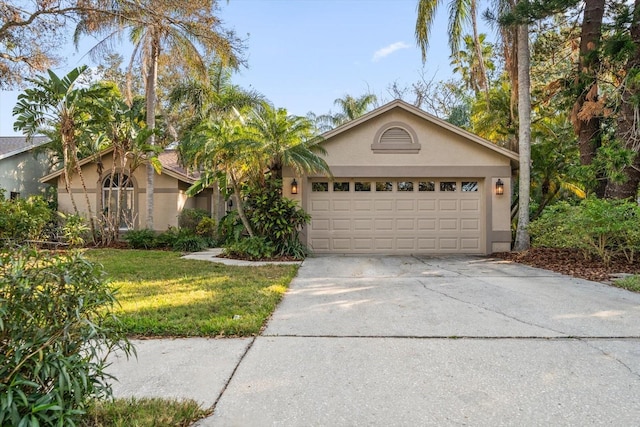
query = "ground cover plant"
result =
(82, 397, 210, 427)
(84, 249, 298, 336)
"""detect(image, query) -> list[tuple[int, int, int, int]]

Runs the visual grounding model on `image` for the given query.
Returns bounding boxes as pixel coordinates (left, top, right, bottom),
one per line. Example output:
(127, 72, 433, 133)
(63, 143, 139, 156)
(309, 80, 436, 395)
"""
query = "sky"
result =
(0, 0, 493, 136)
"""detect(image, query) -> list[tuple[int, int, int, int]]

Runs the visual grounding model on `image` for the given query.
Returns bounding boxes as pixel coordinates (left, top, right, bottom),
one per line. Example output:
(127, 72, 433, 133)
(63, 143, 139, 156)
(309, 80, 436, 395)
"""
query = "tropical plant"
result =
(75, 0, 243, 230)
(0, 193, 53, 244)
(13, 66, 108, 240)
(450, 34, 496, 96)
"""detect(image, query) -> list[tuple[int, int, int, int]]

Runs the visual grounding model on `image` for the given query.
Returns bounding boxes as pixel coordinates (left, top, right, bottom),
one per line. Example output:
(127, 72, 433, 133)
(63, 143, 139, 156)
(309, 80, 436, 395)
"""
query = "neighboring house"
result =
(0, 136, 52, 199)
(283, 100, 519, 255)
(40, 147, 222, 231)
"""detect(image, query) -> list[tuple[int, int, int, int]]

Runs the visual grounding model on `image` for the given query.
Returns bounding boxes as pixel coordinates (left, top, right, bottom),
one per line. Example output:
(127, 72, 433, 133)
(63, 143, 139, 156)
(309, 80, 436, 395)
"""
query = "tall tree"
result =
(329, 93, 378, 127)
(416, 0, 490, 99)
(75, 0, 242, 229)
(450, 33, 496, 96)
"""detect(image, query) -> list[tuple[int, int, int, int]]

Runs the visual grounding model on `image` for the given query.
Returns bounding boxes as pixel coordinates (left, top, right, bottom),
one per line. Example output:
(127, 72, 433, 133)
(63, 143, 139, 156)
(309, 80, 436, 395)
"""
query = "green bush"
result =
(172, 234, 207, 252)
(529, 197, 640, 265)
(178, 208, 211, 232)
(224, 236, 275, 260)
(217, 211, 244, 246)
(124, 228, 158, 249)
(244, 179, 310, 257)
(0, 248, 132, 426)
(0, 193, 53, 245)
(59, 212, 90, 247)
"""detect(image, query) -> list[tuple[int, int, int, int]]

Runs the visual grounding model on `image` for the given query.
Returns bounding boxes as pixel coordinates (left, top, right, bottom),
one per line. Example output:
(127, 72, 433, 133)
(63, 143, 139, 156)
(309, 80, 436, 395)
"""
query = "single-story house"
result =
(283, 100, 519, 255)
(40, 146, 223, 231)
(0, 136, 53, 199)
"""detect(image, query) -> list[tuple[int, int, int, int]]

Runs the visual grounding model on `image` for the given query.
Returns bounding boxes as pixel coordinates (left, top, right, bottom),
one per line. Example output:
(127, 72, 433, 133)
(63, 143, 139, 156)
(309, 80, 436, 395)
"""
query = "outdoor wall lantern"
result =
(495, 179, 504, 196)
(291, 179, 298, 194)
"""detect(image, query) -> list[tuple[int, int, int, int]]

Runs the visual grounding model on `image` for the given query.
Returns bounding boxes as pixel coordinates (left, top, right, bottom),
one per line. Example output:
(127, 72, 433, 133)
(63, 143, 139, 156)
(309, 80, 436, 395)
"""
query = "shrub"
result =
(59, 212, 90, 247)
(244, 179, 310, 257)
(172, 234, 207, 252)
(224, 236, 275, 260)
(124, 228, 158, 249)
(0, 193, 53, 245)
(0, 248, 132, 426)
(529, 197, 640, 265)
(217, 211, 244, 246)
(178, 208, 211, 232)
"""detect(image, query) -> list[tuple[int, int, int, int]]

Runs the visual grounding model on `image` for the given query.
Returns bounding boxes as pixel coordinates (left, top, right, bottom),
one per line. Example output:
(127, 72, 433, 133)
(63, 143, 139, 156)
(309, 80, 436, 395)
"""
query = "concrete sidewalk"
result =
(107, 255, 640, 426)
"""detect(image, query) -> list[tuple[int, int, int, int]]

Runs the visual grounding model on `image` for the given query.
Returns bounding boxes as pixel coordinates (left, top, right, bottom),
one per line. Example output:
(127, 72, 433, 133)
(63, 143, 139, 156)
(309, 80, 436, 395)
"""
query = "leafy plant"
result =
(217, 211, 244, 245)
(224, 236, 276, 260)
(173, 234, 207, 252)
(178, 208, 211, 232)
(0, 193, 53, 245)
(124, 228, 158, 249)
(59, 211, 91, 247)
(0, 248, 132, 426)
(244, 179, 310, 257)
(529, 197, 640, 265)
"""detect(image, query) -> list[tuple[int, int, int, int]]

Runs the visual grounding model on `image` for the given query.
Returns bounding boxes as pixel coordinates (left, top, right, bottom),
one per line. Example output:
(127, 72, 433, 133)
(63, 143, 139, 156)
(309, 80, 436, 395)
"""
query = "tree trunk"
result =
(572, 0, 606, 196)
(145, 31, 159, 230)
(470, 0, 489, 102)
(605, 0, 640, 199)
(230, 174, 255, 238)
(514, 22, 531, 252)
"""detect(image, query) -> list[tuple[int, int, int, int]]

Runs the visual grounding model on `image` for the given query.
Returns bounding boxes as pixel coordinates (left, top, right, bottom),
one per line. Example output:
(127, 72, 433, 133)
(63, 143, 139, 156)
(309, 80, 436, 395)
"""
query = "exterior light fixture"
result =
(495, 179, 504, 196)
(291, 178, 298, 194)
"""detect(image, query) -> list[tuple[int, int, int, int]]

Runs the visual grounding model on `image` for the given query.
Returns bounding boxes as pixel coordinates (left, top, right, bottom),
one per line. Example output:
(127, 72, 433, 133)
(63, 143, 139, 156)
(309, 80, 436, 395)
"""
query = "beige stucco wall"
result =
(51, 152, 213, 232)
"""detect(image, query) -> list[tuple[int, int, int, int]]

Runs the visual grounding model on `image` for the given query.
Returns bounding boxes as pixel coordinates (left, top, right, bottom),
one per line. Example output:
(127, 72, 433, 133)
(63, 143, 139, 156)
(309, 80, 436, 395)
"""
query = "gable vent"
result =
(380, 127, 413, 144)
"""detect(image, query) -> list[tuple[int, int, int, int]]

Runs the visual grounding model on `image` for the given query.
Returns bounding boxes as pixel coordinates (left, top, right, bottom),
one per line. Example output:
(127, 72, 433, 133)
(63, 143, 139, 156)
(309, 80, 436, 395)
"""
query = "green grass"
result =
(612, 275, 640, 293)
(82, 397, 210, 427)
(85, 249, 298, 337)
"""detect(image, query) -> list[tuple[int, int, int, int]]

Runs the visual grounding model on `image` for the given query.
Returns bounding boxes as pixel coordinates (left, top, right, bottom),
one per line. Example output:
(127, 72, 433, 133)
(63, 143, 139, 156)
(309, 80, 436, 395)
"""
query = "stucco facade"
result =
(0, 136, 53, 198)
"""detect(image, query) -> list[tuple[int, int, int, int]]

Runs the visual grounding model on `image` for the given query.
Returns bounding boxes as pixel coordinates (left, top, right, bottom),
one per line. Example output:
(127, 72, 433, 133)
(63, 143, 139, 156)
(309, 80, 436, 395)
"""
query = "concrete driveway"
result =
(204, 255, 640, 426)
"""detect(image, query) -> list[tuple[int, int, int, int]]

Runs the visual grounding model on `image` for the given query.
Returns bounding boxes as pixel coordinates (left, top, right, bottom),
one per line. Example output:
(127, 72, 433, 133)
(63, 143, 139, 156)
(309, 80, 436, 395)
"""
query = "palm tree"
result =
(169, 60, 264, 133)
(416, 0, 490, 99)
(330, 93, 378, 127)
(450, 34, 496, 96)
(13, 66, 107, 239)
(247, 102, 331, 182)
(75, 0, 242, 229)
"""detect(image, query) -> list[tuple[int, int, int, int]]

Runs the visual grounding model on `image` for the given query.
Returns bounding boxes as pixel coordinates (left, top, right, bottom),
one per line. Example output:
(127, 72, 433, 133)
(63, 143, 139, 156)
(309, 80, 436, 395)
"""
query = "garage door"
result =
(308, 179, 484, 254)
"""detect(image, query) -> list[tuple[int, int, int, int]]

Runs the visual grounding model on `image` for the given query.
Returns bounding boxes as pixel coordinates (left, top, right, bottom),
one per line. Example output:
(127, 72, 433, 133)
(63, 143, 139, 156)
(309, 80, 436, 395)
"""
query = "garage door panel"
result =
(418, 200, 436, 211)
(332, 219, 351, 231)
(461, 199, 480, 211)
(308, 178, 483, 254)
(354, 219, 373, 230)
(354, 200, 373, 211)
(375, 219, 394, 231)
(374, 200, 394, 211)
(396, 199, 415, 211)
(439, 199, 458, 211)
(439, 218, 458, 231)
(333, 200, 351, 211)
(396, 218, 414, 230)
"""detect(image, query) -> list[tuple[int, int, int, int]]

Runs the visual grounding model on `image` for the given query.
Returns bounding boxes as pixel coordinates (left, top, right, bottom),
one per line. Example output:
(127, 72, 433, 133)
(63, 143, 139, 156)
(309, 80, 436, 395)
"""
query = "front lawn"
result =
(85, 249, 298, 337)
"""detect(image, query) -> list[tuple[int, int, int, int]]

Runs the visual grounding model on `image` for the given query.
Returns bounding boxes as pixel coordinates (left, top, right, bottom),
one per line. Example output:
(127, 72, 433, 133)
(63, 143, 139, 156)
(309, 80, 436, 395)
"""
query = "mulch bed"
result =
(493, 248, 640, 282)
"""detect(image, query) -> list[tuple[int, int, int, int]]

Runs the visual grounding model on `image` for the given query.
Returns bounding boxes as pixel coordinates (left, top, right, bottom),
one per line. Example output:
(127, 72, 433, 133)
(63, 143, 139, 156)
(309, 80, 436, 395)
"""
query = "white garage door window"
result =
(308, 178, 484, 254)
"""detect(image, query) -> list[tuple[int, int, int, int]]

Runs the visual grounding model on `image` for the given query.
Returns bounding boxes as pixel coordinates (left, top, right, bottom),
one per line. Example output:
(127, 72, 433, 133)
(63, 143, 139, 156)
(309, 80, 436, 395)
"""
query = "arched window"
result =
(102, 173, 135, 230)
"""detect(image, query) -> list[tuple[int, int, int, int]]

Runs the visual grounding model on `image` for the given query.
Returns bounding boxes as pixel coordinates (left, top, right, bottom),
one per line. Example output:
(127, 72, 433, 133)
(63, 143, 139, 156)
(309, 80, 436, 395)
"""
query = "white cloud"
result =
(372, 42, 410, 62)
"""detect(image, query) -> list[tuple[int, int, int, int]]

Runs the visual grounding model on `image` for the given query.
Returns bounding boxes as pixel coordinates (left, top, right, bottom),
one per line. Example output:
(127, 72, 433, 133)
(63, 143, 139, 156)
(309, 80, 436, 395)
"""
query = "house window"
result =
(355, 182, 371, 191)
(462, 181, 479, 192)
(9, 191, 20, 200)
(333, 182, 350, 192)
(376, 181, 393, 192)
(312, 182, 329, 192)
(419, 181, 435, 191)
(102, 173, 134, 230)
(440, 181, 457, 192)
(397, 181, 414, 192)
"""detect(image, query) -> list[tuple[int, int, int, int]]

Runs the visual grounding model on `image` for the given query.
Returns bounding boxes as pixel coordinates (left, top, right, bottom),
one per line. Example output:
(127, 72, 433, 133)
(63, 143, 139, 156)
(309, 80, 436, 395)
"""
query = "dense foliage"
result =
(529, 198, 640, 265)
(0, 193, 53, 244)
(0, 248, 132, 425)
